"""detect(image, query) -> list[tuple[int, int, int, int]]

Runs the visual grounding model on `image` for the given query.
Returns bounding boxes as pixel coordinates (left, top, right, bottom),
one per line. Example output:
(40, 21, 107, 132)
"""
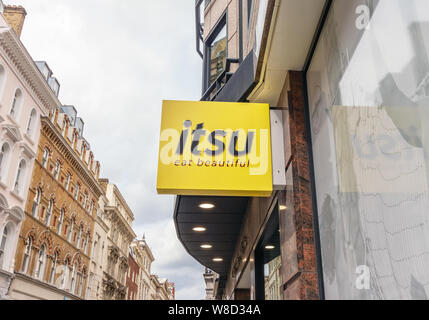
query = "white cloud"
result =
(7, 0, 205, 300)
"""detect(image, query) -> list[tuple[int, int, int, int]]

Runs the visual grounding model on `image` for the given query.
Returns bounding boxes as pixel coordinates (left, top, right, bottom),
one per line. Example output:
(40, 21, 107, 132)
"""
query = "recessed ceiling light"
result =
(265, 245, 275, 250)
(199, 203, 215, 209)
(213, 258, 223, 262)
(201, 244, 213, 249)
(193, 227, 206, 232)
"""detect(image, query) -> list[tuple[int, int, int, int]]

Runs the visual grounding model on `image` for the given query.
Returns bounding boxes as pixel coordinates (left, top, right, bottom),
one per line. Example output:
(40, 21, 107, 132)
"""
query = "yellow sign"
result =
(157, 100, 273, 197)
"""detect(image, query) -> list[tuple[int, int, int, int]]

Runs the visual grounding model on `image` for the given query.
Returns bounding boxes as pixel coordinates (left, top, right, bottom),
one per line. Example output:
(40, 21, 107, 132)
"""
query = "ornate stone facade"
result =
(9, 108, 104, 300)
(87, 194, 109, 300)
(99, 180, 136, 300)
(0, 5, 57, 300)
(130, 237, 154, 300)
(129, 237, 175, 300)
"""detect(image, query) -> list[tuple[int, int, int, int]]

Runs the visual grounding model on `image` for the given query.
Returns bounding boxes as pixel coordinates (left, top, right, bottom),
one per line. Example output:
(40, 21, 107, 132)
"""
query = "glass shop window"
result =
(255, 205, 282, 300)
(307, 0, 429, 300)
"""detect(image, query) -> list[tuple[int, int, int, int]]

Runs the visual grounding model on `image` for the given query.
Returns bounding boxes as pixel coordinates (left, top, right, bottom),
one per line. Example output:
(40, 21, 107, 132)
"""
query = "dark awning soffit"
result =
(174, 196, 249, 278)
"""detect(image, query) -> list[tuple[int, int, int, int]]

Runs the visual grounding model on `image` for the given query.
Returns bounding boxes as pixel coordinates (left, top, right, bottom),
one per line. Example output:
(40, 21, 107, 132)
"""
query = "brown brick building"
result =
(9, 107, 104, 300)
(126, 252, 139, 300)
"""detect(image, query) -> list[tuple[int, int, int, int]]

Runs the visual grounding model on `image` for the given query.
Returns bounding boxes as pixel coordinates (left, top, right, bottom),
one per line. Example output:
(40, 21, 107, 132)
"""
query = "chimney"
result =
(3, 5, 27, 38)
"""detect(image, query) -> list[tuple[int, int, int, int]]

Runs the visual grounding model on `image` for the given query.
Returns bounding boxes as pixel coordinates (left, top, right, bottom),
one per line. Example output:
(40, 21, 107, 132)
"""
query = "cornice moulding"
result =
(19, 142, 36, 159)
(0, 27, 61, 114)
(41, 116, 104, 198)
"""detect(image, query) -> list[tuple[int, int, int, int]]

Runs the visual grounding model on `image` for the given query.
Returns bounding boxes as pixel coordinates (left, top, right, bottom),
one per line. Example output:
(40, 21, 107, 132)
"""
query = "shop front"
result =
(307, 0, 429, 300)
(160, 0, 429, 300)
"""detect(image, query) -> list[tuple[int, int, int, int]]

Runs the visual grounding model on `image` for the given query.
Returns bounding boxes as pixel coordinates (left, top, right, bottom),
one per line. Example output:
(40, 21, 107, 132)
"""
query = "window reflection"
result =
(209, 25, 227, 86)
(264, 256, 282, 300)
(255, 205, 282, 300)
(307, 0, 429, 300)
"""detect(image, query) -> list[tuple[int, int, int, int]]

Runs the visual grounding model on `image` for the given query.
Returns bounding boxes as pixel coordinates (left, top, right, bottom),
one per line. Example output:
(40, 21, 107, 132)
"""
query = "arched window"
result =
(0, 143, 10, 182)
(0, 65, 6, 98)
(49, 251, 58, 284)
(35, 244, 47, 281)
(68, 218, 74, 242)
(58, 208, 65, 235)
(78, 270, 85, 297)
(83, 233, 89, 254)
(74, 184, 80, 200)
(76, 225, 83, 248)
(70, 261, 78, 292)
(89, 200, 94, 214)
(0, 225, 8, 267)
(53, 161, 61, 180)
(10, 89, 23, 119)
(14, 160, 27, 195)
(82, 192, 88, 210)
(62, 258, 70, 290)
(42, 148, 49, 168)
(65, 173, 71, 191)
(87, 273, 93, 299)
(31, 188, 42, 217)
(26, 109, 37, 137)
(46, 199, 54, 226)
(22, 237, 33, 274)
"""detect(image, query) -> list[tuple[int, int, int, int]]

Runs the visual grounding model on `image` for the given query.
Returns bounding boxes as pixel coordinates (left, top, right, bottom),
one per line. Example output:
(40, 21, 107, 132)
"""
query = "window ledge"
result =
(24, 133, 35, 146)
(6, 114, 19, 127)
(10, 190, 24, 202)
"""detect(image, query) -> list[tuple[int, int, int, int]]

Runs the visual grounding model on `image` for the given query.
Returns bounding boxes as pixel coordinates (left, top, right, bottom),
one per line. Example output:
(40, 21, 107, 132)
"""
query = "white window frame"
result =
(35, 244, 47, 281)
(0, 224, 9, 268)
(26, 109, 37, 138)
(46, 199, 54, 227)
(58, 208, 65, 235)
(42, 148, 49, 168)
(0, 142, 11, 182)
(70, 262, 78, 293)
(68, 218, 74, 242)
(65, 173, 71, 191)
(74, 184, 80, 200)
(54, 161, 61, 180)
(32, 188, 42, 217)
(10, 89, 23, 119)
(82, 193, 88, 210)
(76, 226, 83, 249)
(13, 159, 27, 195)
(49, 251, 58, 284)
(22, 237, 33, 274)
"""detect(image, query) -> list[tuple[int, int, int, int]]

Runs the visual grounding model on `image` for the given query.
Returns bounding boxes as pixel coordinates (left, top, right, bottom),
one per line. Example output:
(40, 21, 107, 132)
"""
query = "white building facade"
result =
(0, 5, 59, 299)
(87, 194, 109, 300)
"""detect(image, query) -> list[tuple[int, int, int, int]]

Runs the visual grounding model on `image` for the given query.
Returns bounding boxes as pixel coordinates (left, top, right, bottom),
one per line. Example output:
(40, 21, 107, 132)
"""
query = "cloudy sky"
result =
(6, 0, 205, 299)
